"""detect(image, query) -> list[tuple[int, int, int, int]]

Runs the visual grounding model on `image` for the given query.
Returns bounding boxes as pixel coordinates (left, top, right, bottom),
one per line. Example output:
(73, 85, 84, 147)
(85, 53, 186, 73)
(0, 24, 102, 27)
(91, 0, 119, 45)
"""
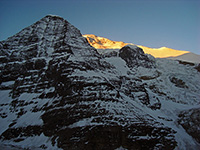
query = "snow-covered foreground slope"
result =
(0, 15, 200, 150)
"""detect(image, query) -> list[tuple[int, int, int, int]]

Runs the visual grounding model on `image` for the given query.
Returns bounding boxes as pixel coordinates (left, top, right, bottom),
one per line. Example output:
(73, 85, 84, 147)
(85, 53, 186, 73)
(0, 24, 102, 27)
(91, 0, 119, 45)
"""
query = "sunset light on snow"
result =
(84, 34, 189, 58)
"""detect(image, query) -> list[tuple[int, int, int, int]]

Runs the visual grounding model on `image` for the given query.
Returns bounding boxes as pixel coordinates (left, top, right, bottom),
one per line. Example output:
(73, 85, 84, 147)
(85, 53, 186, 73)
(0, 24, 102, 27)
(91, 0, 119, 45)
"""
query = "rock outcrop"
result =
(119, 45, 155, 68)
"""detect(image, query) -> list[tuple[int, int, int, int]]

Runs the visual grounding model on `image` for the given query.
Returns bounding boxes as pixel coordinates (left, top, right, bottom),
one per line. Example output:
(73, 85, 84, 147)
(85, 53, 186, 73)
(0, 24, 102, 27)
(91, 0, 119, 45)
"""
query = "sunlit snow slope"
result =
(83, 34, 189, 58)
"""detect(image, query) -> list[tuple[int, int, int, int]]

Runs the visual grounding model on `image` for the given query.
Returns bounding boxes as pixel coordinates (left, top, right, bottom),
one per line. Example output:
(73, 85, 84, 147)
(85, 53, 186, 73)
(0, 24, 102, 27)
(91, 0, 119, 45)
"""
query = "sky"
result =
(0, 0, 199, 54)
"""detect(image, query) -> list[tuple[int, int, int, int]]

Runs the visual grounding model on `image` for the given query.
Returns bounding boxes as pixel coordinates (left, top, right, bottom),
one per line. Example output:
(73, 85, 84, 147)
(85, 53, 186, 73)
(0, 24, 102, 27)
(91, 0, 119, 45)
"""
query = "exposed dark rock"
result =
(1, 126, 43, 140)
(178, 60, 195, 66)
(169, 77, 188, 88)
(178, 108, 200, 143)
(54, 125, 176, 150)
(119, 45, 155, 68)
(195, 64, 200, 72)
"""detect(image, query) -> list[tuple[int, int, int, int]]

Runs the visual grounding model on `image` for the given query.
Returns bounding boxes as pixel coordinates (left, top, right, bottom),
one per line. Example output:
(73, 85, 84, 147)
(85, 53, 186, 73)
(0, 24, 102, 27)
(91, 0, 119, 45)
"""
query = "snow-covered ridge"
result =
(123, 44, 138, 49)
(83, 34, 191, 59)
(83, 34, 128, 49)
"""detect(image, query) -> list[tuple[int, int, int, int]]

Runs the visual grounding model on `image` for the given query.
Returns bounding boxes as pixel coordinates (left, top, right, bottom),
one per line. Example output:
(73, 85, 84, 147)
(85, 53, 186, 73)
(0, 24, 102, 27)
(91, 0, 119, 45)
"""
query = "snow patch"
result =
(124, 44, 138, 49)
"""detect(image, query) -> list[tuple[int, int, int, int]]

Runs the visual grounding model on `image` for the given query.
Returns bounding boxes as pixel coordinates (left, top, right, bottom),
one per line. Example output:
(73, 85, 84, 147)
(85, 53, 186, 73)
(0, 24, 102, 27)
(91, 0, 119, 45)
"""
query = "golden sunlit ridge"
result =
(83, 34, 189, 58)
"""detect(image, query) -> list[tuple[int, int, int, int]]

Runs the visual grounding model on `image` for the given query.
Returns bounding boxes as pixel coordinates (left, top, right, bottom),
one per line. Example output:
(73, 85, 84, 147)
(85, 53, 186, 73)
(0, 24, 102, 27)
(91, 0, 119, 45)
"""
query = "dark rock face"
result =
(178, 60, 195, 66)
(195, 64, 200, 72)
(169, 76, 188, 88)
(119, 45, 155, 68)
(0, 15, 199, 149)
(1, 125, 43, 140)
(50, 125, 176, 150)
(178, 108, 200, 143)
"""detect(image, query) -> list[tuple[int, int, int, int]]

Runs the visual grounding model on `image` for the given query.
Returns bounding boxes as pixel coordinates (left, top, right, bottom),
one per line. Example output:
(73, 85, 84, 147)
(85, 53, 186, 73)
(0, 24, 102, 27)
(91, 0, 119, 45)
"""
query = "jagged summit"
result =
(6, 15, 81, 42)
(0, 15, 200, 149)
(45, 14, 64, 18)
(0, 15, 97, 62)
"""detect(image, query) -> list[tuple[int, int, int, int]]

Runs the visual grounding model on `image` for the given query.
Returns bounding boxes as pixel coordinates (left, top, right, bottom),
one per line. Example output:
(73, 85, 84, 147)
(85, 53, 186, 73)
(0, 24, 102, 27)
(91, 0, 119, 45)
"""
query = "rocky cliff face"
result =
(0, 15, 200, 150)
(119, 45, 155, 68)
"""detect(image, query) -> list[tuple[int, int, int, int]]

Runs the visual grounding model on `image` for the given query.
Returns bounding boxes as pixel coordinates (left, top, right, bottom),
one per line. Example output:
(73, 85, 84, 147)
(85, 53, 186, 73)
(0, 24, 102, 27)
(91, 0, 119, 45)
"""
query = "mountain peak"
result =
(83, 34, 189, 58)
(0, 15, 97, 61)
(42, 14, 65, 20)
(45, 14, 63, 18)
(40, 15, 70, 26)
(83, 34, 128, 49)
(4, 15, 82, 43)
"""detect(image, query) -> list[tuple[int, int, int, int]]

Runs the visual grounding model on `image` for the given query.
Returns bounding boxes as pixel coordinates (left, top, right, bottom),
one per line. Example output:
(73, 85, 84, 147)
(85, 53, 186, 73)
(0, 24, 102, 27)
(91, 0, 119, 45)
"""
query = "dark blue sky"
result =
(0, 0, 199, 54)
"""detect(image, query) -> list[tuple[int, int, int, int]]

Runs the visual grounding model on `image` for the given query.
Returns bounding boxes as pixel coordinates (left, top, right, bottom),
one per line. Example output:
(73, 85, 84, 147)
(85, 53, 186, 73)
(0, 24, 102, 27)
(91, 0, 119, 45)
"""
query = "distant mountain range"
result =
(83, 34, 200, 63)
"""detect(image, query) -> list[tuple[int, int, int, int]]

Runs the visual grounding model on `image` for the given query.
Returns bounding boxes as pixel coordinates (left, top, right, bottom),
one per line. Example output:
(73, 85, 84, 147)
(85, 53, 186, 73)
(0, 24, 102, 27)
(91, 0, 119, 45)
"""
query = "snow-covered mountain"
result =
(83, 34, 128, 49)
(167, 52, 200, 63)
(0, 15, 200, 150)
(84, 34, 200, 63)
(83, 34, 192, 58)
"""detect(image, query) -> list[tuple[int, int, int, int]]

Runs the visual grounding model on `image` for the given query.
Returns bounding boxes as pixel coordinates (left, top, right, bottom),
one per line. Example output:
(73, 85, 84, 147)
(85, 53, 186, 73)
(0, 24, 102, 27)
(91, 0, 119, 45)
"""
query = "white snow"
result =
(14, 111, 43, 127)
(105, 57, 129, 76)
(168, 52, 200, 63)
(1, 81, 15, 86)
(124, 44, 138, 49)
